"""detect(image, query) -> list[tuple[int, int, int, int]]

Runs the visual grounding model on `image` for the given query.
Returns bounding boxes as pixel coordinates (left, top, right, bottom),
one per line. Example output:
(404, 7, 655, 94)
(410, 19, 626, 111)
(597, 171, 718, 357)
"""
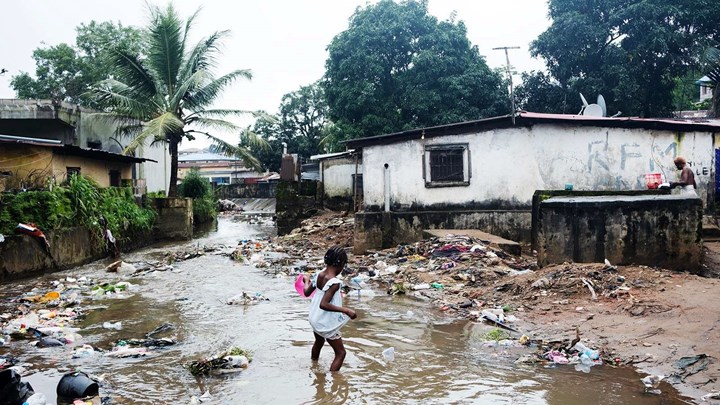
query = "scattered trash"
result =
(226, 292, 269, 305)
(102, 321, 122, 330)
(641, 374, 664, 395)
(0, 368, 34, 404)
(187, 347, 253, 376)
(382, 347, 395, 362)
(56, 371, 98, 400)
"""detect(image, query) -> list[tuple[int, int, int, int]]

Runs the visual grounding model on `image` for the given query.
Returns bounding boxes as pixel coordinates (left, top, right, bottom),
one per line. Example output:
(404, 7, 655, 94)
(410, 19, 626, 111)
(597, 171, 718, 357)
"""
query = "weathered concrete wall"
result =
(51, 153, 132, 186)
(0, 226, 154, 282)
(361, 124, 714, 211)
(537, 195, 702, 272)
(321, 157, 357, 198)
(353, 210, 531, 253)
(530, 189, 672, 251)
(216, 182, 277, 199)
(276, 181, 319, 235)
(153, 197, 193, 240)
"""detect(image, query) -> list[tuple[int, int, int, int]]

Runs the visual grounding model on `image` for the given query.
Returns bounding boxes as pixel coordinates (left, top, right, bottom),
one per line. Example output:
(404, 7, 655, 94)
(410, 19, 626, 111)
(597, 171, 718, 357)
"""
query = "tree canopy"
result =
(11, 21, 144, 108)
(90, 4, 267, 197)
(527, 0, 720, 117)
(323, 0, 507, 140)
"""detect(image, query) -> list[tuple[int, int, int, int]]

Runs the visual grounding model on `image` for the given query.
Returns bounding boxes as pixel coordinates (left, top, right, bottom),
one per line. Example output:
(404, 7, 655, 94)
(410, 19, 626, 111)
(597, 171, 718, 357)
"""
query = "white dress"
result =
(680, 185, 698, 196)
(308, 273, 349, 339)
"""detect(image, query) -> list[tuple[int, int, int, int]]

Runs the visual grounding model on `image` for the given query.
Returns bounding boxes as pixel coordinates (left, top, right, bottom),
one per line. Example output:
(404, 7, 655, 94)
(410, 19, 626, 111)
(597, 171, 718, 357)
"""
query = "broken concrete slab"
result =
(423, 229, 521, 256)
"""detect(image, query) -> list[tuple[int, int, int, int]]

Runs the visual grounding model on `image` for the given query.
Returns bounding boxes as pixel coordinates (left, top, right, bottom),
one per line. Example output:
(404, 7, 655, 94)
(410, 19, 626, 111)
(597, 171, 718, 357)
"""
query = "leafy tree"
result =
(90, 4, 268, 197)
(515, 71, 574, 114)
(252, 82, 332, 171)
(10, 21, 143, 108)
(278, 82, 328, 159)
(531, 0, 720, 117)
(703, 47, 720, 117)
(323, 0, 506, 140)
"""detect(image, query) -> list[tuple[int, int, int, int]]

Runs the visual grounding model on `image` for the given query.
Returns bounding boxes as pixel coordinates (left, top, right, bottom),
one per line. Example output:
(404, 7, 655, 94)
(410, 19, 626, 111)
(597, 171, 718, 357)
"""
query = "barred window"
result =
(423, 144, 470, 187)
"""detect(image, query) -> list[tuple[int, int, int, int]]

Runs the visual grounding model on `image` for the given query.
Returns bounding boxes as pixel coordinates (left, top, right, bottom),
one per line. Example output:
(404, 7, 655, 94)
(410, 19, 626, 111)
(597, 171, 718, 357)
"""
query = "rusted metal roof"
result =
(0, 134, 155, 163)
(345, 112, 720, 148)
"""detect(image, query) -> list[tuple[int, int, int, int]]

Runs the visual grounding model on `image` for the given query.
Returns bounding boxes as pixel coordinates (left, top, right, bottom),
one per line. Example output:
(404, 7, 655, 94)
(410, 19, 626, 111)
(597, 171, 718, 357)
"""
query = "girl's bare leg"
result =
(312, 332, 325, 360)
(327, 337, 347, 371)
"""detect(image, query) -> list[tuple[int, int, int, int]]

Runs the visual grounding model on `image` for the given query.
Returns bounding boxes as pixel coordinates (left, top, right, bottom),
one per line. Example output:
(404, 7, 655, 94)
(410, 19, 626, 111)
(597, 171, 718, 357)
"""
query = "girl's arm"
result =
(303, 274, 316, 297)
(319, 284, 356, 318)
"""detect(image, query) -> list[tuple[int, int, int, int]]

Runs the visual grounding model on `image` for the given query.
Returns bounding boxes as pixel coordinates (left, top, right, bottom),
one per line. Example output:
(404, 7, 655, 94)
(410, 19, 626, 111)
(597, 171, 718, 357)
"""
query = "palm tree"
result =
(91, 4, 268, 197)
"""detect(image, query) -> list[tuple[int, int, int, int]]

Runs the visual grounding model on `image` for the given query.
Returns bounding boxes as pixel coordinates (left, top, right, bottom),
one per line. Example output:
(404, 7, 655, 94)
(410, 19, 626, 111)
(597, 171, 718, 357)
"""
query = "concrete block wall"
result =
(353, 210, 531, 254)
(536, 195, 702, 272)
(153, 197, 193, 240)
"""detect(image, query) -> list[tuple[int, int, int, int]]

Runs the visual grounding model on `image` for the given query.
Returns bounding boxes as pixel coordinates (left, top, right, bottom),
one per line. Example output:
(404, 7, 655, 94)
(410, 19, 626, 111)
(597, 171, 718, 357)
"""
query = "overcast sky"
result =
(0, 0, 551, 148)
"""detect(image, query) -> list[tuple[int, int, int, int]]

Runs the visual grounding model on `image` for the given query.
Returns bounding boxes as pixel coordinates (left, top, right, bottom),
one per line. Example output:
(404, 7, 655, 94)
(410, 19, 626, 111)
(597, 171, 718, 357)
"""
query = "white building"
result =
(178, 150, 264, 184)
(698, 76, 713, 102)
(346, 112, 720, 251)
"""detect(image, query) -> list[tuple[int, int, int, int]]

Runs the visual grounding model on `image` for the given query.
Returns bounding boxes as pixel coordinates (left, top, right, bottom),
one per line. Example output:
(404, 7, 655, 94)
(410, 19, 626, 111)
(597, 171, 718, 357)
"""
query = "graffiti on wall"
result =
(587, 140, 710, 177)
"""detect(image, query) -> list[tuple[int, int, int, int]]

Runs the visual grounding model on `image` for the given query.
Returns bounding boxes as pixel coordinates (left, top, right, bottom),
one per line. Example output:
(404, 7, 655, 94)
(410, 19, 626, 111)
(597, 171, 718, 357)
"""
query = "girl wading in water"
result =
(304, 246, 357, 371)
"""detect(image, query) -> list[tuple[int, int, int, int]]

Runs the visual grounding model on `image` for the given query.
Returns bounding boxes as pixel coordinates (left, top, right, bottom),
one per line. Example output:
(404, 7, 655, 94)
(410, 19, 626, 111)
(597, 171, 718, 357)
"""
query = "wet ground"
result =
(0, 217, 693, 404)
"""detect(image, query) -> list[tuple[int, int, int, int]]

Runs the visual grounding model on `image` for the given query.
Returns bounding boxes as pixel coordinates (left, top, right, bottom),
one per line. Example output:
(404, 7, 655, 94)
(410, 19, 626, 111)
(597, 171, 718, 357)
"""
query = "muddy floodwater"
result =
(0, 218, 691, 404)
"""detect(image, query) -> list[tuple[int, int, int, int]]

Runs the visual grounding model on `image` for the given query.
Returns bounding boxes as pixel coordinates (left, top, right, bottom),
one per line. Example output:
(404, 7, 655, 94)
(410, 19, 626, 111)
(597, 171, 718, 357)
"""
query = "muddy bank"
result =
(245, 211, 720, 403)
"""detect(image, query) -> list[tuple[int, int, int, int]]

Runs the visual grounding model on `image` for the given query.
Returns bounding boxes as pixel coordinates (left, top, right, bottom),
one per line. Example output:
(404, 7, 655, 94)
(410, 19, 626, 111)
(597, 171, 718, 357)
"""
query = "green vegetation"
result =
(179, 168, 217, 224)
(481, 328, 510, 342)
(523, 0, 720, 117)
(0, 175, 155, 245)
(90, 4, 269, 197)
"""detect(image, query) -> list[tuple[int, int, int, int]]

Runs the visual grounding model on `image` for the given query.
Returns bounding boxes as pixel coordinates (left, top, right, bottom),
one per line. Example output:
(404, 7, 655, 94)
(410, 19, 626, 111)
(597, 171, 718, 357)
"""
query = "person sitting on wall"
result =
(669, 156, 697, 196)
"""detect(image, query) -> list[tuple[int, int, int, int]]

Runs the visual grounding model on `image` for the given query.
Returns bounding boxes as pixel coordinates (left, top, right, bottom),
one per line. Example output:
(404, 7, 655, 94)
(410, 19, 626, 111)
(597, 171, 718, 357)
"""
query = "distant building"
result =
(178, 150, 265, 184)
(697, 76, 713, 102)
(0, 99, 169, 194)
(346, 112, 720, 251)
(0, 134, 152, 192)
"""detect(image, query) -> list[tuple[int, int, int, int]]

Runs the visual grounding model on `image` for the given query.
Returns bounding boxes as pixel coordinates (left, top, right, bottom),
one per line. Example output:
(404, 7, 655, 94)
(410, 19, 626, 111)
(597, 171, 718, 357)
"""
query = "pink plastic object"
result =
(295, 274, 315, 298)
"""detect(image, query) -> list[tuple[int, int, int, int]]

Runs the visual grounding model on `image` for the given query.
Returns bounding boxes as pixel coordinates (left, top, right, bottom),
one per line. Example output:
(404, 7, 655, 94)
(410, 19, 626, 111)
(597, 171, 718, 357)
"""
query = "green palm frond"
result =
(89, 80, 159, 118)
(188, 117, 241, 132)
(187, 109, 255, 119)
(178, 30, 229, 84)
(106, 49, 158, 104)
(185, 69, 252, 110)
(148, 3, 185, 95)
(239, 127, 271, 151)
(706, 47, 720, 85)
(124, 112, 183, 154)
(169, 69, 208, 111)
(197, 131, 264, 172)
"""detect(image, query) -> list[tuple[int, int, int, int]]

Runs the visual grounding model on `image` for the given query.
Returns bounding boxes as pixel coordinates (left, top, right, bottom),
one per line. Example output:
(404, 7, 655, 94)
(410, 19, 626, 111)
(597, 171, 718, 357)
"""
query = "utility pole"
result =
(492, 46, 520, 124)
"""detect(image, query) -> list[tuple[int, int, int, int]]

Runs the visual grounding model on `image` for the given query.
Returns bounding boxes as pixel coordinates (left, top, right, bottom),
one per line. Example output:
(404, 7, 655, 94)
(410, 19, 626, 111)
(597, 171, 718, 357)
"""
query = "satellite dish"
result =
(579, 93, 589, 107)
(582, 104, 604, 117)
(597, 95, 607, 117)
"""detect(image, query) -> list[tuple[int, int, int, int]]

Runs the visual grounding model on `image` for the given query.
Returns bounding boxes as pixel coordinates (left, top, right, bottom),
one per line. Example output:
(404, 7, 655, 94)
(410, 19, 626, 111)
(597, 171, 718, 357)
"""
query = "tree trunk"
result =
(712, 86, 719, 119)
(168, 137, 179, 197)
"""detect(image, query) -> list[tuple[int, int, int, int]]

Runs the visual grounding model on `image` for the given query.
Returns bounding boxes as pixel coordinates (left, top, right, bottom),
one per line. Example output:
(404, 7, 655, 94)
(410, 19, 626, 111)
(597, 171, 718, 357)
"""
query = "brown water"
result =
(0, 218, 690, 404)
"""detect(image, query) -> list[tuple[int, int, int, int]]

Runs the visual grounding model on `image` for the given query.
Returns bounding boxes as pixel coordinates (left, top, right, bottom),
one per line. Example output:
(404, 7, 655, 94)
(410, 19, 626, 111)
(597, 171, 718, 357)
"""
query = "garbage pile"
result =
(187, 347, 252, 376)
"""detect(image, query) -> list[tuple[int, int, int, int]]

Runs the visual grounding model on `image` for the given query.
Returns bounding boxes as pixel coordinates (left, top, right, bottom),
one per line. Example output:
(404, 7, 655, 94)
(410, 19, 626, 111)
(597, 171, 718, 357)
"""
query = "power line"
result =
(492, 46, 520, 124)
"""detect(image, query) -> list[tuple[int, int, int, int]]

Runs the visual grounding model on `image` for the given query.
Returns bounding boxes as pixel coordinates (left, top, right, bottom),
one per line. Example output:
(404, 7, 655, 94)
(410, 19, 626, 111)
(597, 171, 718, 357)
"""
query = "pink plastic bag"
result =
(295, 274, 315, 298)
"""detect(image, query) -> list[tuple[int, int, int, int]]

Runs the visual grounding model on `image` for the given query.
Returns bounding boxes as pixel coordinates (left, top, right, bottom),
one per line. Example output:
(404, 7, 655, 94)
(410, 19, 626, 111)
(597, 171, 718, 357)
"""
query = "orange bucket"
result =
(645, 173, 662, 189)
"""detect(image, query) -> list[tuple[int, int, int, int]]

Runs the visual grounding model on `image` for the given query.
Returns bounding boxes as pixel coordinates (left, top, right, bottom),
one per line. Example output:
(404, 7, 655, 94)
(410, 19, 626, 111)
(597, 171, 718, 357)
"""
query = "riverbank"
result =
(253, 210, 720, 403)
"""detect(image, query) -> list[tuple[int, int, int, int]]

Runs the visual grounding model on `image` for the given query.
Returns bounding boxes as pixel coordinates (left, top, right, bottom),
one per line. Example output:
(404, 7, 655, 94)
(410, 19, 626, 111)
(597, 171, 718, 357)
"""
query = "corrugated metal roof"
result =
(178, 152, 238, 162)
(309, 150, 355, 161)
(0, 134, 154, 163)
(345, 112, 720, 148)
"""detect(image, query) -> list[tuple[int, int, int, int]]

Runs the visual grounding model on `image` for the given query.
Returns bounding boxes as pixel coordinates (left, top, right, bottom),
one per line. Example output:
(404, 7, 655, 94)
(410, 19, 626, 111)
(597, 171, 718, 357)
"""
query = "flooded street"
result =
(0, 218, 689, 404)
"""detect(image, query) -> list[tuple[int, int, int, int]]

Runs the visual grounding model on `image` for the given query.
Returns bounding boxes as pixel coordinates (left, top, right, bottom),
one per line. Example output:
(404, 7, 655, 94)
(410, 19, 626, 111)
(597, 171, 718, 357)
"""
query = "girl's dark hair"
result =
(324, 245, 348, 268)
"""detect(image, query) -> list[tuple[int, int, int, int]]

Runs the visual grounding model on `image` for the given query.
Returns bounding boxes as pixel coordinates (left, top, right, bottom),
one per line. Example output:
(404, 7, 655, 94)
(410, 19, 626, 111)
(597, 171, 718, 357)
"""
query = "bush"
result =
(179, 168, 211, 199)
(0, 175, 156, 245)
(179, 168, 217, 223)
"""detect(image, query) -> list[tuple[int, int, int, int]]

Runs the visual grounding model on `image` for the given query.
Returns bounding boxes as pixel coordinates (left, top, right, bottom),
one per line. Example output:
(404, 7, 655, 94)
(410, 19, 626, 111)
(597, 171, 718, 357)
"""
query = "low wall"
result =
(153, 197, 193, 240)
(530, 189, 672, 250)
(215, 182, 277, 199)
(536, 194, 703, 272)
(0, 226, 154, 282)
(353, 210, 531, 254)
(276, 181, 319, 235)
